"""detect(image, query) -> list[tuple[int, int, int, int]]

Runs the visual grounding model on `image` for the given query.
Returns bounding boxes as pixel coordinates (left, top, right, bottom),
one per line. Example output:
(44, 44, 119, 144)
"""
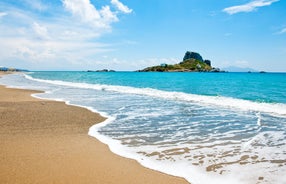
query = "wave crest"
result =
(25, 74, 286, 117)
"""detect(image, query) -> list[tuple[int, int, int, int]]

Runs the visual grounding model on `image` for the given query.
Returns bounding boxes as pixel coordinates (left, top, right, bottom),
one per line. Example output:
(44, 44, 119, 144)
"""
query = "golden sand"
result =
(0, 73, 188, 184)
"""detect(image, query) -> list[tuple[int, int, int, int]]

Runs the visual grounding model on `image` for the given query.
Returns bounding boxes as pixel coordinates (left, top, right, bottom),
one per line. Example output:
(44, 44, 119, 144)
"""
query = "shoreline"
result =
(0, 73, 188, 184)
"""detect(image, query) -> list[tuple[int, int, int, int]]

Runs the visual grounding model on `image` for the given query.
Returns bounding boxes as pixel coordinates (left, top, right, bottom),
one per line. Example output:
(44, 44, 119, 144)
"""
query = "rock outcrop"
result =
(183, 51, 204, 62)
(204, 60, 211, 67)
(183, 51, 211, 66)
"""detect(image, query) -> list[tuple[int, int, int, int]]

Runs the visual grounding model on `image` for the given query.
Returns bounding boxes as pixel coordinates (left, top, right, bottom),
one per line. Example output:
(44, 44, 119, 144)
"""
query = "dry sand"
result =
(0, 72, 188, 184)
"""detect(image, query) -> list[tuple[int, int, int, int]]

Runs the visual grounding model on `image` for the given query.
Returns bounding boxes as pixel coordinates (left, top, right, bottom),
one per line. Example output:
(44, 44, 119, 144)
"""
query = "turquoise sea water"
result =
(1, 72, 285, 184)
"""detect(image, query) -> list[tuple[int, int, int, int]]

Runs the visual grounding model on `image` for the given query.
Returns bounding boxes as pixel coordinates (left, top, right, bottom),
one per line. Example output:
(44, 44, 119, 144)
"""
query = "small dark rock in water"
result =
(96, 69, 109, 72)
(87, 69, 116, 72)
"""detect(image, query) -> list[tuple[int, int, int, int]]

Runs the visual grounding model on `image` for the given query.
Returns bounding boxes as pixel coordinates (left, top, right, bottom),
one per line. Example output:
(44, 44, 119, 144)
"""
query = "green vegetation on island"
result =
(138, 51, 221, 72)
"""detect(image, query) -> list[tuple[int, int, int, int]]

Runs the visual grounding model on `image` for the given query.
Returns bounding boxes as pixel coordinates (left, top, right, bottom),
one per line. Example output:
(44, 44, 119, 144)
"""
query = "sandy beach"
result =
(0, 73, 188, 184)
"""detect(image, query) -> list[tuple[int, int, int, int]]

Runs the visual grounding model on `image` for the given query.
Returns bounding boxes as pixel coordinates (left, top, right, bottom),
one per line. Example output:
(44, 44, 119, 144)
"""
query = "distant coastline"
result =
(0, 66, 28, 72)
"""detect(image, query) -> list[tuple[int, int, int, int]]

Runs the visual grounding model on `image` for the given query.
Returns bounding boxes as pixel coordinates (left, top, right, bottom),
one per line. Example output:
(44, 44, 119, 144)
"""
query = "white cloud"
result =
(0, 0, 133, 70)
(0, 12, 7, 18)
(62, 0, 118, 29)
(100, 5, 119, 23)
(0, 36, 110, 67)
(278, 28, 286, 34)
(223, 0, 279, 15)
(32, 22, 49, 39)
(24, 0, 48, 11)
(111, 0, 132, 14)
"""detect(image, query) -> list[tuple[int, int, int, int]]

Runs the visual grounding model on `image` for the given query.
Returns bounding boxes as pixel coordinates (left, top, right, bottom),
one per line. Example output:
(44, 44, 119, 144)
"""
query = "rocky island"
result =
(138, 51, 220, 72)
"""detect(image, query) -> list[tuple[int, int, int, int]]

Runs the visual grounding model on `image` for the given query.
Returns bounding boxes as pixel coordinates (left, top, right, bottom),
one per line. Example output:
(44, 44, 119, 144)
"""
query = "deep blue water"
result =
(0, 71, 285, 184)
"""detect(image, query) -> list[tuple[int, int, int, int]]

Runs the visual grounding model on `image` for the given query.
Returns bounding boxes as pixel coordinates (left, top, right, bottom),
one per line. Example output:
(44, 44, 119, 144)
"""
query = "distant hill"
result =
(0, 66, 28, 72)
(222, 66, 258, 72)
(138, 51, 217, 72)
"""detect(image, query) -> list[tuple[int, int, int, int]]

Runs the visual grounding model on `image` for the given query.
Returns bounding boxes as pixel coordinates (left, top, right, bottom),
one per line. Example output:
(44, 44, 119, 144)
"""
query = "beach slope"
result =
(0, 82, 188, 183)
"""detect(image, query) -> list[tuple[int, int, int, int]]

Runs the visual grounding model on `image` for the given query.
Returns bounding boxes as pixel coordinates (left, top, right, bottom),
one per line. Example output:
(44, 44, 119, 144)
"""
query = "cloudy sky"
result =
(0, 0, 285, 71)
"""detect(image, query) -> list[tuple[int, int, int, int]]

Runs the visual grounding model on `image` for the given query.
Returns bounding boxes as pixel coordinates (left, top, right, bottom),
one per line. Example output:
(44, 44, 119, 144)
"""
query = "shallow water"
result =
(1, 72, 285, 184)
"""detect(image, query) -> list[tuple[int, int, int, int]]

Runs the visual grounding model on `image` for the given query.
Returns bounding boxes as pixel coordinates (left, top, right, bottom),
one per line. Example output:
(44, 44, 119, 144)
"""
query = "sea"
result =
(0, 71, 285, 184)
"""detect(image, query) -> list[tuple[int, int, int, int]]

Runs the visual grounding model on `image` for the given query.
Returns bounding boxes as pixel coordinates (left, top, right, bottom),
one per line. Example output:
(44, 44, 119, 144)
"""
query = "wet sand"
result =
(0, 73, 188, 184)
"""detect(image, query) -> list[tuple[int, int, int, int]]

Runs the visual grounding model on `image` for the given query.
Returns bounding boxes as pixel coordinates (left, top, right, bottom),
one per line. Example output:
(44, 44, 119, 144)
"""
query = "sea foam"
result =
(24, 74, 286, 117)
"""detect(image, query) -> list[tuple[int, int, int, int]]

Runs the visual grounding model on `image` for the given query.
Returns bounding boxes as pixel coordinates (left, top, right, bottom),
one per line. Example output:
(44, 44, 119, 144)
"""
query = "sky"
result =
(0, 0, 286, 71)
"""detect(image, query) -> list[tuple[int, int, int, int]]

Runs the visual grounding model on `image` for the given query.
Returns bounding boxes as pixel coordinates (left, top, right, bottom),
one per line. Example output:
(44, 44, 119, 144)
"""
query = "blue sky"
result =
(0, 0, 285, 71)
